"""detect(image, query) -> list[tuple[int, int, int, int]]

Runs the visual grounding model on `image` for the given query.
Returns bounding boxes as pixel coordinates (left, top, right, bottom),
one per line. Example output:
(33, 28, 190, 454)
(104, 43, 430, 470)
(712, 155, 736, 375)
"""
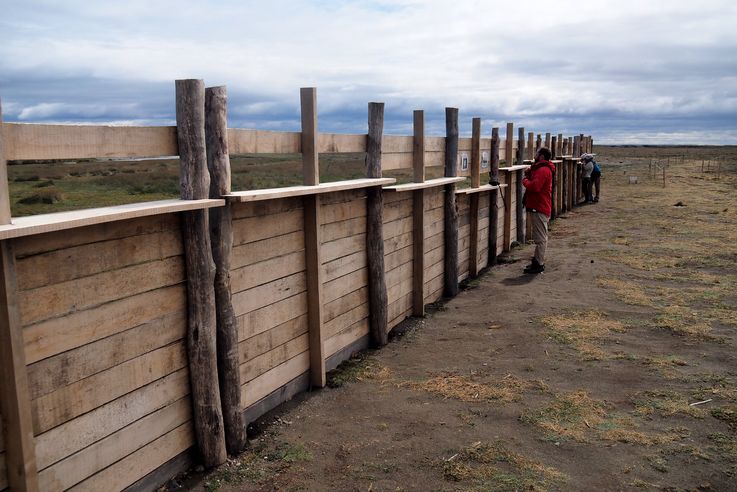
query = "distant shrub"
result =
(17, 187, 64, 204)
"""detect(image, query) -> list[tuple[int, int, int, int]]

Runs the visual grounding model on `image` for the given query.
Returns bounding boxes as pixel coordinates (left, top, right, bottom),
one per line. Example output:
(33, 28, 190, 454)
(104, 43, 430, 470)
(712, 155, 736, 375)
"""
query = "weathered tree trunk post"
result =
(366, 102, 389, 347)
(562, 137, 569, 156)
(443, 108, 460, 297)
(505, 122, 514, 165)
(536, 134, 542, 153)
(488, 127, 500, 265)
(469, 117, 481, 277)
(551, 136, 558, 158)
(516, 127, 526, 244)
(412, 110, 425, 316)
(562, 158, 568, 213)
(573, 135, 581, 158)
(300, 87, 326, 388)
(176, 79, 227, 468)
(557, 133, 563, 156)
(204, 85, 247, 455)
(527, 131, 534, 161)
(545, 132, 551, 150)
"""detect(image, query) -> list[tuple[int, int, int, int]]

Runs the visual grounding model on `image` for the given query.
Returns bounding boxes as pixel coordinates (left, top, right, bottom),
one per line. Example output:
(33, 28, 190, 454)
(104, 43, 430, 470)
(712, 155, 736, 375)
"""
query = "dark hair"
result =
(537, 146, 552, 161)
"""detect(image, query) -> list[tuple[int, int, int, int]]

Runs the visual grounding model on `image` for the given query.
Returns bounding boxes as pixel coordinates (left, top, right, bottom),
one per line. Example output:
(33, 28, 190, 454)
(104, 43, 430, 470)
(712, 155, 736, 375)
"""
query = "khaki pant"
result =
(531, 211, 549, 265)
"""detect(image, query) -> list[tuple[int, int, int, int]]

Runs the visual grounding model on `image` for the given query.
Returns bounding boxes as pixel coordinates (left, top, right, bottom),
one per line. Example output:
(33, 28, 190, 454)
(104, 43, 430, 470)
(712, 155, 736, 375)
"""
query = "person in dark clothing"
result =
(590, 156, 602, 202)
(522, 147, 555, 274)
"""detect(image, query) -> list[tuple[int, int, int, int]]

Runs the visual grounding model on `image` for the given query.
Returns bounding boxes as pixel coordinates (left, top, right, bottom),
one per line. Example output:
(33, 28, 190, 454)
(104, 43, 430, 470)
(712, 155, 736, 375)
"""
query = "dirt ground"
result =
(180, 147, 737, 491)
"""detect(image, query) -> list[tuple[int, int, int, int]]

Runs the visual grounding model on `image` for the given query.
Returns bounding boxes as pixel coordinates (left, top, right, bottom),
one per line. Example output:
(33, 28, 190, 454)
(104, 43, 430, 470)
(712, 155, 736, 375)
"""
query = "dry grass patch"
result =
(542, 310, 625, 361)
(633, 390, 707, 418)
(442, 441, 567, 491)
(642, 355, 688, 379)
(597, 277, 654, 306)
(404, 373, 547, 403)
(522, 391, 689, 446)
(651, 306, 714, 339)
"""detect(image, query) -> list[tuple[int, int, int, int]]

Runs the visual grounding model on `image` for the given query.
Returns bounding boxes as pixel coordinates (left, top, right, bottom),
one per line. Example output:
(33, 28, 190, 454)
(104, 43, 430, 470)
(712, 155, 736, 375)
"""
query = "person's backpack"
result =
(593, 161, 601, 174)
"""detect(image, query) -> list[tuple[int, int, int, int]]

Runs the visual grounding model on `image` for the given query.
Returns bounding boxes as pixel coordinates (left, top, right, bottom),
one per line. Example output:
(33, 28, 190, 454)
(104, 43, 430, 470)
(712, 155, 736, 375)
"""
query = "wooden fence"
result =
(0, 82, 593, 491)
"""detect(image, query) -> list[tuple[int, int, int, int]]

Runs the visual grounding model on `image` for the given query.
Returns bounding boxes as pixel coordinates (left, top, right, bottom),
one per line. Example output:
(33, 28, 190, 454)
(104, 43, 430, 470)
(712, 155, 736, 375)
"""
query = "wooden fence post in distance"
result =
(469, 117, 481, 277)
(488, 127, 500, 266)
(443, 108, 460, 297)
(505, 122, 514, 165)
(366, 102, 389, 347)
(412, 110, 425, 316)
(204, 85, 247, 455)
(176, 78, 227, 468)
(300, 87, 326, 387)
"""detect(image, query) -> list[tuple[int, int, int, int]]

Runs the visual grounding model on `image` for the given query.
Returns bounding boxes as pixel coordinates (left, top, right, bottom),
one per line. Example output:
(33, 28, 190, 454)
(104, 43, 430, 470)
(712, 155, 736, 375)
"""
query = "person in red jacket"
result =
(522, 147, 555, 274)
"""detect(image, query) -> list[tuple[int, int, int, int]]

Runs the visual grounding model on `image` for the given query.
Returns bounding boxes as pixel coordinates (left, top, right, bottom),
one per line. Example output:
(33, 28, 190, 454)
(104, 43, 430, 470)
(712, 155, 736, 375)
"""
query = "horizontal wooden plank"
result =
(70, 422, 193, 492)
(227, 128, 301, 154)
(321, 199, 366, 225)
(323, 286, 367, 323)
(20, 255, 184, 326)
(324, 250, 366, 283)
(385, 244, 413, 273)
(323, 268, 367, 304)
(240, 334, 309, 383)
(13, 214, 180, 258)
(382, 198, 412, 224)
(28, 310, 185, 400)
(238, 315, 308, 363)
(231, 231, 304, 270)
(382, 153, 412, 170)
(324, 302, 368, 340)
(32, 342, 187, 434)
(322, 216, 366, 243)
(455, 184, 503, 195)
(318, 133, 366, 153)
(384, 231, 413, 256)
(233, 208, 303, 246)
(387, 275, 412, 307)
(23, 284, 185, 364)
(237, 292, 308, 342)
(382, 135, 413, 153)
(242, 351, 310, 408)
(35, 368, 189, 470)
(16, 229, 182, 291)
(325, 318, 369, 358)
(226, 178, 395, 203)
(232, 272, 306, 317)
(319, 189, 366, 206)
(0, 200, 223, 241)
(322, 234, 365, 264)
(231, 250, 305, 294)
(383, 177, 466, 192)
(231, 197, 303, 220)
(383, 216, 412, 240)
(3, 123, 178, 160)
(37, 397, 190, 491)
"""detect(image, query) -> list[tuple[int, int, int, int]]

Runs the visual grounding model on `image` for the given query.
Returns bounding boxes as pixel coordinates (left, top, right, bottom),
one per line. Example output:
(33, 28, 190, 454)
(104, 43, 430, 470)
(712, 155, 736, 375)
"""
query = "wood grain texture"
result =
(0, 241, 39, 491)
(443, 108, 459, 298)
(227, 129, 301, 155)
(303, 195, 325, 387)
(2, 123, 177, 161)
(516, 169, 525, 244)
(413, 110, 425, 183)
(505, 123, 514, 165)
(226, 178, 394, 203)
(366, 103, 389, 347)
(468, 193, 479, 277)
(176, 79, 226, 468)
(300, 88, 319, 186)
(471, 117, 481, 188)
(205, 85, 246, 455)
(0, 102, 10, 224)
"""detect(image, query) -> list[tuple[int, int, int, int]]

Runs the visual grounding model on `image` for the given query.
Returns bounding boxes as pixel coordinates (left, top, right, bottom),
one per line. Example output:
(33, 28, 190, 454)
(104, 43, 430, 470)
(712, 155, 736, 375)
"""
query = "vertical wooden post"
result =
(0, 99, 11, 224)
(516, 169, 525, 244)
(444, 108, 459, 297)
(412, 110, 425, 316)
(176, 79, 227, 468)
(545, 132, 551, 150)
(205, 85, 246, 455)
(536, 134, 542, 152)
(300, 88, 326, 386)
(505, 122, 514, 165)
(488, 128, 500, 265)
(590, 136, 594, 153)
(527, 131, 534, 161)
(469, 118, 481, 277)
(562, 138, 568, 156)
(561, 158, 568, 213)
(503, 171, 512, 251)
(551, 136, 558, 159)
(366, 102, 388, 347)
(516, 128, 526, 244)
(557, 133, 563, 157)
(0, 241, 39, 492)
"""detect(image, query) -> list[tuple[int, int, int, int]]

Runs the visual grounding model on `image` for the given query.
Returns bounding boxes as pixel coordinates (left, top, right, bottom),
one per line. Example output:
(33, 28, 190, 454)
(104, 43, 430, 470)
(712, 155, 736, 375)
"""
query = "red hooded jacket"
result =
(522, 160, 555, 217)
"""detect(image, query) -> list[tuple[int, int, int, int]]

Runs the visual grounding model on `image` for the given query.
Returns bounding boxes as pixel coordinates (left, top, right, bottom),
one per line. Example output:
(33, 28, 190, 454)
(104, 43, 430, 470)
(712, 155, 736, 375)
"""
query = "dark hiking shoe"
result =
(523, 258, 544, 274)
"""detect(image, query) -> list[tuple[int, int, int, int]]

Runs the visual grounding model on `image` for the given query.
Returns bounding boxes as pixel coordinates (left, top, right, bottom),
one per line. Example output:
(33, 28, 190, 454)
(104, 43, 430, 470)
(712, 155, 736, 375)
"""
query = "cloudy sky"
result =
(2, 0, 736, 144)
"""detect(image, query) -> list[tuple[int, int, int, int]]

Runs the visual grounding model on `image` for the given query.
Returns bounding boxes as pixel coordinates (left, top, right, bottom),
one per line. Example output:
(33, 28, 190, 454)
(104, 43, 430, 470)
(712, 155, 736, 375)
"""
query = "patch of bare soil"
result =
(179, 147, 737, 491)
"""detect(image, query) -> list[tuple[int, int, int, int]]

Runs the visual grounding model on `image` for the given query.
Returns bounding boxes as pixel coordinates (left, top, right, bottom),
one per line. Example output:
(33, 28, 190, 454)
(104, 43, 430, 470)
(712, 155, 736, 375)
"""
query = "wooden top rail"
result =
(383, 176, 465, 192)
(225, 178, 396, 203)
(499, 164, 531, 172)
(0, 198, 224, 240)
(455, 183, 507, 195)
